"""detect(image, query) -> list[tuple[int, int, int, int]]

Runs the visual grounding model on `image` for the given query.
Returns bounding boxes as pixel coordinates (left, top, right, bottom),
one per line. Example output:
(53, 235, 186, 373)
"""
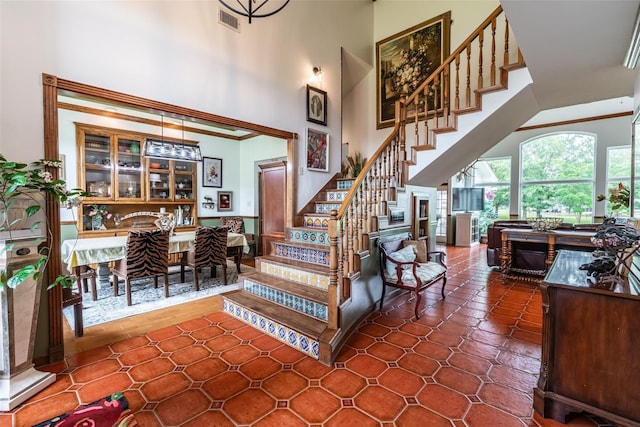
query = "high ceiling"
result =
(502, 0, 639, 121)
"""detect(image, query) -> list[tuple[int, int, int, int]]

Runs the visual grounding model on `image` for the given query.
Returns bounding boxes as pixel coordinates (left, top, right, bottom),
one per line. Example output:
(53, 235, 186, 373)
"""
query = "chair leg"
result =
(126, 279, 132, 306)
(153, 276, 159, 289)
(89, 272, 97, 301)
(221, 263, 227, 285)
(163, 273, 170, 298)
(193, 268, 200, 291)
(413, 289, 422, 319)
(380, 284, 386, 310)
(441, 276, 447, 299)
(73, 303, 84, 337)
(113, 274, 119, 297)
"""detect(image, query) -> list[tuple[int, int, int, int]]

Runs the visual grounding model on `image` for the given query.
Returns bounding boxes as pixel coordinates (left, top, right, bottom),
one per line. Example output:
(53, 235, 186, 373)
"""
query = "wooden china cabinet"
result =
(76, 123, 198, 237)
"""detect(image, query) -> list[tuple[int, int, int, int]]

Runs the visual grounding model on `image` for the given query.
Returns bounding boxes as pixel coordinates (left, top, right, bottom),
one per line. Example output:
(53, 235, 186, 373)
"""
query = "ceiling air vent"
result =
(219, 8, 240, 32)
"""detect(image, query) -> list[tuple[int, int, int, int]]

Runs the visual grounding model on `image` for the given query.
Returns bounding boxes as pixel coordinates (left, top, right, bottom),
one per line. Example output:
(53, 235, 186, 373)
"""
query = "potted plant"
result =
(0, 154, 84, 410)
(346, 151, 368, 178)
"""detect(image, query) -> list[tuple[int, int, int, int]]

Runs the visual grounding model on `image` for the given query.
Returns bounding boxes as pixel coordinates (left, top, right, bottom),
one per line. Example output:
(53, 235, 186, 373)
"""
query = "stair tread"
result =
(241, 271, 328, 303)
(303, 212, 331, 217)
(225, 292, 327, 337)
(257, 255, 330, 274)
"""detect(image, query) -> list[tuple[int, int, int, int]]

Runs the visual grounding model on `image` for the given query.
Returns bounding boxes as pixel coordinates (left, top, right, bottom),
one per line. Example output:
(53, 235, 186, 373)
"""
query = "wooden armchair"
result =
(378, 234, 447, 319)
(180, 226, 229, 290)
(112, 229, 170, 306)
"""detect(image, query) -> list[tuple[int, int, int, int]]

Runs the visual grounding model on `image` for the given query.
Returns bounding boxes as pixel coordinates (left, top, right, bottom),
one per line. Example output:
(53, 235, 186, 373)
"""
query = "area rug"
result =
(32, 391, 136, 426)
(64, 261, 251, 330)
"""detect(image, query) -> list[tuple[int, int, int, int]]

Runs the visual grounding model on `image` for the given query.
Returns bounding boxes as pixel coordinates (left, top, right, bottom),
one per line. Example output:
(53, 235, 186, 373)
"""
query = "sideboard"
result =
(534, 249, 640, 426)
(500, 228, 594, 282)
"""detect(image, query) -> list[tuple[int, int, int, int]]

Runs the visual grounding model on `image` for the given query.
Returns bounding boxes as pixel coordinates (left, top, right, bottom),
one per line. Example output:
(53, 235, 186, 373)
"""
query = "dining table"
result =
(61, 231, 249, 300)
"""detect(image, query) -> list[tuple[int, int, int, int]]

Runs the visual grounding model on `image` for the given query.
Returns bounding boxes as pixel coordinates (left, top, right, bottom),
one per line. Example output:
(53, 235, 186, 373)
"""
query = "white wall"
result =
(0, 0, 372, 212)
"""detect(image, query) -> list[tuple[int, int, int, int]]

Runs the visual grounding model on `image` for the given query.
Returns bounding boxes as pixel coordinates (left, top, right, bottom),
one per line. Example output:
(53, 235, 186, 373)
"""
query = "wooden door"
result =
(259, 161, 286, 256)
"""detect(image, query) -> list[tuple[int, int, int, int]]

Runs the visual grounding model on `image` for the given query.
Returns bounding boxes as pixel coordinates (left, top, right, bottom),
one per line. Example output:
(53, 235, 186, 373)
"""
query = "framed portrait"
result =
(306, 128, 329, 172)
(202, 157, 222, 188)
(306, 85, 327, 126)
(217, 191, 232, 211)
(375, 11, 451, 129)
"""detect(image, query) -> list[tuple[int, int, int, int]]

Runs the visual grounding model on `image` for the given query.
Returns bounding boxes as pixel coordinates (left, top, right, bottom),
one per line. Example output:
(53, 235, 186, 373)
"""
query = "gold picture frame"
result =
(375, 11, 451, 129)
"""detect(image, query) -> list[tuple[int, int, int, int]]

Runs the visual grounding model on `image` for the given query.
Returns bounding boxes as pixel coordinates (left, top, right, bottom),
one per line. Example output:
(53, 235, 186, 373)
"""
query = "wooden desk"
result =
(500, 228, 594, 282)
(534, 250, 640, 425)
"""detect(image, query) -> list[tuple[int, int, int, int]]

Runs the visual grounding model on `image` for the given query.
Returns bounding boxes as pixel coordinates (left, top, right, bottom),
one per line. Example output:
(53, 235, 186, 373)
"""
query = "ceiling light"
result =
(142, 115, 202, 162)
(218, 0, 289, 24)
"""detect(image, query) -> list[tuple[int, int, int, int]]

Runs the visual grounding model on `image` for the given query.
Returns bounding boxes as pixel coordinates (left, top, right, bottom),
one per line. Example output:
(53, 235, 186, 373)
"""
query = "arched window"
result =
(520, 132, 595, 223)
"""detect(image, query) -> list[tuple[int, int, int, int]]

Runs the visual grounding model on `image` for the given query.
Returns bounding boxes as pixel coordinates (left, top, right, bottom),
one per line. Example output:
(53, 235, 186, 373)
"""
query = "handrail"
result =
(328, 5, 523, 309)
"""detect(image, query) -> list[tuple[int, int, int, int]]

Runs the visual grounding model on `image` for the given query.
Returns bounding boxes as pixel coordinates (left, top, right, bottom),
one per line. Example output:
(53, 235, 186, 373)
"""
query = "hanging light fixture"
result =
(218, 0, 289, 24)
(142, 115, 202, 162)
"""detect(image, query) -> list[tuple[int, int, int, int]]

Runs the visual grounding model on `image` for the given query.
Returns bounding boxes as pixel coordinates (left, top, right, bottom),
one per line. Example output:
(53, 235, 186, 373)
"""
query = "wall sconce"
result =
(312, 66, 323, 84)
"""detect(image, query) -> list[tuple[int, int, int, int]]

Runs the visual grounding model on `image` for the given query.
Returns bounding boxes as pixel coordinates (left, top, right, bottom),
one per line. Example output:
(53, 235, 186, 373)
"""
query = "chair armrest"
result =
(427, 251, 447, 267)
(383, 256, 420, 286)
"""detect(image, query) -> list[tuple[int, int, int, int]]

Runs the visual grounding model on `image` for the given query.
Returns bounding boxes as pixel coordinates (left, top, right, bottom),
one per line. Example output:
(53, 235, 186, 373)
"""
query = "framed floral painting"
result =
(202, 157, 222, 188)
(375, 11, 451, 129)
(306, 128, 329, 172)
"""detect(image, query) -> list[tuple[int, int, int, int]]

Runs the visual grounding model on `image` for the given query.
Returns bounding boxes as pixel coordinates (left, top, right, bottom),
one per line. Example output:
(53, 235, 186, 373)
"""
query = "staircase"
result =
(224, 6, 528, 366)
(222, 179, 354, 364)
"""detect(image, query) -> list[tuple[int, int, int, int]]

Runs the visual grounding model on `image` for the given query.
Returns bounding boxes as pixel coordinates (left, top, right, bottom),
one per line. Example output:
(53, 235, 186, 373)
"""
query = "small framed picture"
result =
(306, 85, 327, 126)
(203, 157, 222, 188)
(306, 128, 329, 172)
(218, 191, 232, 211)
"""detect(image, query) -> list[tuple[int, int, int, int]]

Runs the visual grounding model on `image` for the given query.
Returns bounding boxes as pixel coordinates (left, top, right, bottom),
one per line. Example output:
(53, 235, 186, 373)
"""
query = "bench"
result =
(378, 234, 447, 319)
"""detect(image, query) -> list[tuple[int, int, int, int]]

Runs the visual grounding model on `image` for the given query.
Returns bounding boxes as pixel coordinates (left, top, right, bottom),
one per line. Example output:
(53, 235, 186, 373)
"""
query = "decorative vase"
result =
(92, 215, 103, 231)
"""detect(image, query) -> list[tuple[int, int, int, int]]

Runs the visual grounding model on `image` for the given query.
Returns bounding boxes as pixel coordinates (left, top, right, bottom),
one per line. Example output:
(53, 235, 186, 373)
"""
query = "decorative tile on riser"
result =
(259, 260, 329, 289)
(243, 279, 328, 321)
(325, 190, 349, 201)
(303, 215, 329, 229)
(336, 180, 354, 190)
(273, 243, 330, 266)
(315, 202, 341, 214)
(223, 299, 320, 359)
(287, 228, 329, 245)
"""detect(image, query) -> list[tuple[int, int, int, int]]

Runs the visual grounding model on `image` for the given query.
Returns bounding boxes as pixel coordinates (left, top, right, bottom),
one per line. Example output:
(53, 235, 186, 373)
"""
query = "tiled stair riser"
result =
(274, 243, 330, 266)
(325, 190, 349, 202)
(303, 215, 329, 229)
(243, 279, 328, 321)
(223, 299, 319, 359)
(259, 260, 329, 289)
(287, 228, 329, 245)
(315, 203, 341, 214)
(336, 180, 354, 190)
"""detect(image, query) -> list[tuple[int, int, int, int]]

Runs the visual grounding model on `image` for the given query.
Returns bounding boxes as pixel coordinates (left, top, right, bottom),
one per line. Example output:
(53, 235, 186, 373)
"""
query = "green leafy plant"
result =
(346, 152, 368, 178)
(597, 182, 630, 211)
(0, 154, 85, 288)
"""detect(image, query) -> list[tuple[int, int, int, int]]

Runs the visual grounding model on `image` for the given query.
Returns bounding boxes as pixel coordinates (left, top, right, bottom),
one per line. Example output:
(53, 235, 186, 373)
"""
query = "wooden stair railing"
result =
(328, 5, 525, 308)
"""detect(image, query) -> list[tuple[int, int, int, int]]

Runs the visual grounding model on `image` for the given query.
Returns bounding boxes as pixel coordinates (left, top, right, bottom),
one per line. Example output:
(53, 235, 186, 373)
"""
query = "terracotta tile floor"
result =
(2, 245, 621, 426)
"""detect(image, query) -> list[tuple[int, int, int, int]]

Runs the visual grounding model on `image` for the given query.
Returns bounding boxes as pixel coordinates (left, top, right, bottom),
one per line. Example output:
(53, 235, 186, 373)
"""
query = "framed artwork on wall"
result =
(375, 11, 451, 129)
(306, 128, 329, 172)
(202, 157, 222, 188)
(218, 191, 232, 211)
(306, 85, 327, 126)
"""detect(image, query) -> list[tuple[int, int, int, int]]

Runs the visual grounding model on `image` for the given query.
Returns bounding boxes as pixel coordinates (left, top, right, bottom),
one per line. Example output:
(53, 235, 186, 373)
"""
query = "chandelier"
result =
(218, 0, 290, 24)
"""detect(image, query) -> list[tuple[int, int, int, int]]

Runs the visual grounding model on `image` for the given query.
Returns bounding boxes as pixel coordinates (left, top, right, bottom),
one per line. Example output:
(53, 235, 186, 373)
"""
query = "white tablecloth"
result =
(61, 231, 249, 271)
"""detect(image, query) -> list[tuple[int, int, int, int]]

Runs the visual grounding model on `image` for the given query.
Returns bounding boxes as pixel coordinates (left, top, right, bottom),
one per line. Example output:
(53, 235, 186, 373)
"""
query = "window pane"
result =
(608, 147, 631, 178)
(479, 185, 510, 233)
(521, 133, 594, 181)
(475, 158, 510, 184)
(521, 183, 593, 222)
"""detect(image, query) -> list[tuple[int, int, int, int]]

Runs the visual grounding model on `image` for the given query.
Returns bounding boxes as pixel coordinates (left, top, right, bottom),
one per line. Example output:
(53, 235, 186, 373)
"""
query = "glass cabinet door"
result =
(115, 136, 143, 200)
(148, 160, 171, 200)
(175, 161, 195, 201)
(82, 131, 112, 198)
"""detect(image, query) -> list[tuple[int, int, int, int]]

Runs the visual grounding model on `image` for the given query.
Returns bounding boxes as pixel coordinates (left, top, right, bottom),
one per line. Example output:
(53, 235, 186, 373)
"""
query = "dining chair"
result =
(180, 226, 229, 290)
(112, 229, 170, 306)
(220, 216, 256, 258)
